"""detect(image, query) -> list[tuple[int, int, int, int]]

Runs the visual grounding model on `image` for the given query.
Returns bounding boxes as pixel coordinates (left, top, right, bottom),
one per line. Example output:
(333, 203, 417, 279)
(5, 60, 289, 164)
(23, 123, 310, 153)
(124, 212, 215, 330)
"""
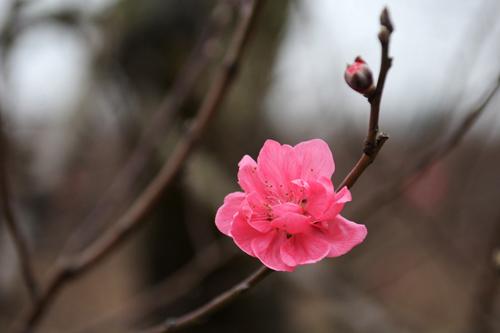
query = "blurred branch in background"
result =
(0, 112, 38, 302)
(71, 240, 238, 333)
(346, 76, 500, 333)
(15, 0, 265, 331)
(61, 0, 234, 256)
(354, 78, 500, 220)
(465, 215, 500, 333)
(0, 0, 38, 305)
(139, 265, 273, 333)
(348, 80, 500, 298)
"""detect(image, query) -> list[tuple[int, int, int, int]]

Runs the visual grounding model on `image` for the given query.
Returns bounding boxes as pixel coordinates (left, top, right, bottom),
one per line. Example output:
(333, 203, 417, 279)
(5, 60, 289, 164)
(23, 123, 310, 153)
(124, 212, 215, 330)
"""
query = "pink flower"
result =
(215, 139, 367, 271)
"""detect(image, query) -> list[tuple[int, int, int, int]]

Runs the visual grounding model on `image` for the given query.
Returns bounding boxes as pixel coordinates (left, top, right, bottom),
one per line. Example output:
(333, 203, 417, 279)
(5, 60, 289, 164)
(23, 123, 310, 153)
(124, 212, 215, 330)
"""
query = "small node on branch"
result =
(377, 132, 389, 143)
(344, 56, 375, 96)
(378, 26, 390, 44)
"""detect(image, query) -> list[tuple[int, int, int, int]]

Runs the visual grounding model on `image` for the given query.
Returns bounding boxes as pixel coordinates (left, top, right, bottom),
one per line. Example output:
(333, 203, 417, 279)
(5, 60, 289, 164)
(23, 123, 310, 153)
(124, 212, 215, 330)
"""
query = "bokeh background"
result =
(1, 0, 500, 332)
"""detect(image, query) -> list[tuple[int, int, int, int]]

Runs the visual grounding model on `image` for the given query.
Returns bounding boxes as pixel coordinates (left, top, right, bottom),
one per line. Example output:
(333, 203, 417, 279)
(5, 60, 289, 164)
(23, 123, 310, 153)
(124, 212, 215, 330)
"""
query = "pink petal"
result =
(230, 210, 263, 256)
(272, 202, 302, 216)
(246, 192, 267, 213)
(271, 212, 311, 234)
(293, 139, 335, 181)
(290, 179, 309, 202)
(324, 215, 367, 257)
(303, 180, 333, 219)
(321, 186, 353, 221)
(335, 186, 352, 204)
(280, 232, 330, 267)
(246, 192, 273, 233)
(257, 140, 293, 198)
(318, 176, 335, 195)
(215, 192, 246, 236)
(247, 217, 273, 233)
(238, 155, 265, 196)
(251, 230, 294, 271)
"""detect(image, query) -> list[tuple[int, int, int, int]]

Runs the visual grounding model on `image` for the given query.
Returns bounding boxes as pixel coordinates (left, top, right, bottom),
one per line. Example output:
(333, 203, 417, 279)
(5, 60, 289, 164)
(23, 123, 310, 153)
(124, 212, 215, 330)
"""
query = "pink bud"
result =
(344, 56, 374, 95)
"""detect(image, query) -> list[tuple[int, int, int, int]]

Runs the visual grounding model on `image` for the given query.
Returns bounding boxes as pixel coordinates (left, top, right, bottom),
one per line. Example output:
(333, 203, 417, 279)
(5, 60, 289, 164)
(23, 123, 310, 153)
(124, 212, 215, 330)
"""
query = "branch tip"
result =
(339, 6, 394, 189)
(380, 7, 394, 32)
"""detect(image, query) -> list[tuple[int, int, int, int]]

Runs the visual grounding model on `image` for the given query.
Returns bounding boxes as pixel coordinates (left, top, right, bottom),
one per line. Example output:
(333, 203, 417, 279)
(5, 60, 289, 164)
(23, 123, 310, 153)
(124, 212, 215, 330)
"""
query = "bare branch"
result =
(139, 266, 272, 333)
(354, 78, 500, 220)
(1, 0, 39, 298)
(139, 7, 395, 333)
(0, 113, 39, 302)
(70, 241, 237, 333)
(338, 7, 393, 189)
(62, 0, 235, 255)
(465, 215, 500, 333)
(15, 1, 265, 331)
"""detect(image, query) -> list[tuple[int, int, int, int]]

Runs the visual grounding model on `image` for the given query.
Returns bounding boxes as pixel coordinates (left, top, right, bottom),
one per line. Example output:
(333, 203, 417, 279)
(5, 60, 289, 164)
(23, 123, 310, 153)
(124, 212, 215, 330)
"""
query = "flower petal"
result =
(280, 232, 330, 267)
(272, 202, 302, 216)
(215, 192, 245, 236)
(324, 215, 367, 257)
(230, 210, 263, 256)
(257, 139, 293, 198)
(318, 176, 335, 195)
(271, 212, 311, 235)
(251, 230, 294, 271)
(335, 186, 352, 204)
(321, 186, 352, 221)
(247, 217, 273, 233)
(238, 155, 267, 195)
(293, 139, 335, 181)
(303, 179, 333, 219)
(245, 192, 273, 233)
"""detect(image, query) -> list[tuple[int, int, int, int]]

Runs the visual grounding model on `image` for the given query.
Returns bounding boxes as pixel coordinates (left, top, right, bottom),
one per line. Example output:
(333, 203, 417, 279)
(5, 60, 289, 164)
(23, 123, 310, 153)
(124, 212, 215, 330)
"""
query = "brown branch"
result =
(342, 78, 500, 306)
(139, 7, 394, 333)
(425, 78, 500, 165)
(0, 0, 38, 305)
(70, 241, 238, 333)
(0, 113, 39, 302)
(465, 215, 500, 333)
(139, 266, 272, 333)
(338, 7, 393, 190)
(61, 0, 235, 255)
(15, 1, 264, 332)
(354, 77, 500, 221)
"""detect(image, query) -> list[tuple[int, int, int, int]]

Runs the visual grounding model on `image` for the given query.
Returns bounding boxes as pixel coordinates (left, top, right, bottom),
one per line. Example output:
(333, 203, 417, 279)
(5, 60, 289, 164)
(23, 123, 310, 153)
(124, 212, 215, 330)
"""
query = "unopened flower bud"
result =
(344, 56, 374, 96)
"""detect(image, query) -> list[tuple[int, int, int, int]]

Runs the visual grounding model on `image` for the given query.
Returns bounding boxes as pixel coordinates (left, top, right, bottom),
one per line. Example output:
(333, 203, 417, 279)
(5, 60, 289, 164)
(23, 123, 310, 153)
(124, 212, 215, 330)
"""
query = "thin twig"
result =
(465, 215, 500, 333)
(338, 7, 393, 190)
(15, 1, 264, 332)
(62, 0, 234, 255)
(139, 266, 272, 333)
(0, 0, 38, 303)
(139, 7, 394, 333)
(0, 113, 39, 302)
(70, 241, 238, 333)
(354, 78, 500, 220)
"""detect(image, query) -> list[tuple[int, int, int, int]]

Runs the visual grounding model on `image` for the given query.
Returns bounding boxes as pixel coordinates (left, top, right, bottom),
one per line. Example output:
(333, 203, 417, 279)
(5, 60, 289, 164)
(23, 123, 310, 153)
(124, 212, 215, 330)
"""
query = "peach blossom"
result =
(216, 139, 367, 271)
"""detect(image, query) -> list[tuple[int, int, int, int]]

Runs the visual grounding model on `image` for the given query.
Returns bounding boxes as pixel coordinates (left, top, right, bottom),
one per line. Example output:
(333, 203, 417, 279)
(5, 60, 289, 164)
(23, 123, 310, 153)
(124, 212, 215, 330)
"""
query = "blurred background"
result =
(1, 0, 500, 332)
